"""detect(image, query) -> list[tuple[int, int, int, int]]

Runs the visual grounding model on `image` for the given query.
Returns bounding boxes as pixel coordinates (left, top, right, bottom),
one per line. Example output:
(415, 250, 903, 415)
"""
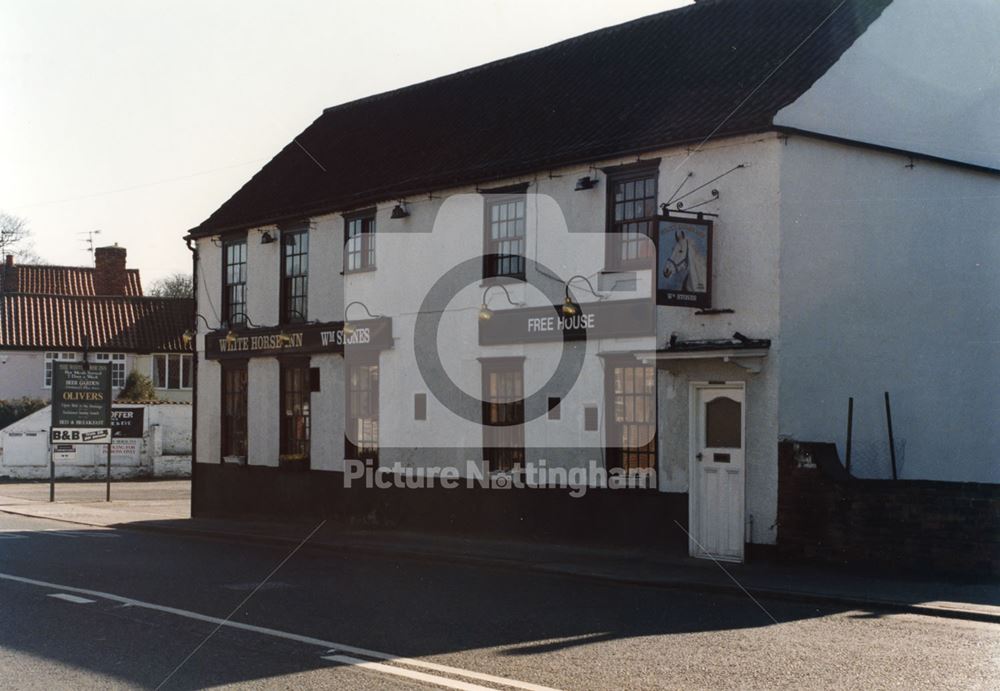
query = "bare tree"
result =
(148, 272, 194, 298)
(0, 212, 38, 261)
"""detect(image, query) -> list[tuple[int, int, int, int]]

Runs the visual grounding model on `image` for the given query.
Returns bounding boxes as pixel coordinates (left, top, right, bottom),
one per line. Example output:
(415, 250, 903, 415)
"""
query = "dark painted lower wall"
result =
(777, 441, 1000, 576)
(194, 463, 689, 551)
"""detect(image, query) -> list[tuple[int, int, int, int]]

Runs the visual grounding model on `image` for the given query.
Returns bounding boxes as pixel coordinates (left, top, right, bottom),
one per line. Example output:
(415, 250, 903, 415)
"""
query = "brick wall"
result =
(777, 441, 1000, 576)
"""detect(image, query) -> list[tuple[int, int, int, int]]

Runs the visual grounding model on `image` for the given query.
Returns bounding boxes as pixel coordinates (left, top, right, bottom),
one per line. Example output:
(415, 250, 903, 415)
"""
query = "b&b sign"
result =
(50, 362, 112, 445)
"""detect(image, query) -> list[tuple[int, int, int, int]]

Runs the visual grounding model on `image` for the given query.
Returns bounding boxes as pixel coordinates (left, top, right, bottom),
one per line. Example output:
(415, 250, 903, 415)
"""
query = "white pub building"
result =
(187, 0, 999, 567)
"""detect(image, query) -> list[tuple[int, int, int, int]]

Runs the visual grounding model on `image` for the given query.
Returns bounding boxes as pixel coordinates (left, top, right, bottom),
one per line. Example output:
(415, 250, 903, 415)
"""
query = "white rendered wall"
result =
(0, 352, 48, 400)
(0, 402, 191, 479)
(778, 135, 1000, 482)
(194, 134, 785, 542)
(0, 351, 145, 401)
(247, 358, 279, 467)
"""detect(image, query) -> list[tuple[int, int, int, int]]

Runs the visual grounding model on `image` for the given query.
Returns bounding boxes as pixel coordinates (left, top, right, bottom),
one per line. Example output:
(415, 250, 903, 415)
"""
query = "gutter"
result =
(185, 236, 199, 518)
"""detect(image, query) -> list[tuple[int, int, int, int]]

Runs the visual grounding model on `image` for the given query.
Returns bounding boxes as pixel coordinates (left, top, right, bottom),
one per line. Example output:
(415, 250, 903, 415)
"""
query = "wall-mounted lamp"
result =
(343, 301, 381, 336)
(390, 202, 410, 219)
(184, 314, 223, 348)
(478, 284, 522, 321)
(562, 275, 605, 317)
(260, 231, 276, 244)
(574, 175, 599, 191)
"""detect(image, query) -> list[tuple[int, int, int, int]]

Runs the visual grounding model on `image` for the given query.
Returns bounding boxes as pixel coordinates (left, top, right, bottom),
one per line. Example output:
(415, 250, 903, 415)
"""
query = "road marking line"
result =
(41, 530, 119, 539)
(48, 593, 96, 604)
(0, 572, 560, 691)
(0, 533, 27, 539)
(323, 654, 494, 691)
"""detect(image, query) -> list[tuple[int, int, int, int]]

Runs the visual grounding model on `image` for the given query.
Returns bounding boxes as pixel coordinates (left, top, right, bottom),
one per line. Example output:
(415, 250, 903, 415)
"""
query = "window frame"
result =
(343, 208, 377, 274)
(344, 352, 380, 465)
(603, 161, 660, 271)
(152, 353, 193, 390)
(279, 225, 309, 324)
(482, 189, 528, 281)
(43, 351, 80, 388)
(604, 357, 657, 474)
(221, 233, 248, 327)
(480, 356, 526, 474)
(94, 352, 127, 389)
(279, 357, 312, 464)
(220, 360, 249, 461)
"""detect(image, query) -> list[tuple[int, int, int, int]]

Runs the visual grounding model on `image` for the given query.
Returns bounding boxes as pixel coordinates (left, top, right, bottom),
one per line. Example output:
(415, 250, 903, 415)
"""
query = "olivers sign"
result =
(204, 318, 393, 360)
(50, 362, 112, 444)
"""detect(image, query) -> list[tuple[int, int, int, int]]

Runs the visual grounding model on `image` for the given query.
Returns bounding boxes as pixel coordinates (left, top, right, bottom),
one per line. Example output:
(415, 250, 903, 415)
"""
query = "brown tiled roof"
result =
(190, 0, 891, 237)
(0, 294, 192, 352)
(0, 264, 143, 296)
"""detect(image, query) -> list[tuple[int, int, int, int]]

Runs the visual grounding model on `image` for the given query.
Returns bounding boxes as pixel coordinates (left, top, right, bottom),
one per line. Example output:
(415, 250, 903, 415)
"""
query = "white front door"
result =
(689, 384, 746, 562)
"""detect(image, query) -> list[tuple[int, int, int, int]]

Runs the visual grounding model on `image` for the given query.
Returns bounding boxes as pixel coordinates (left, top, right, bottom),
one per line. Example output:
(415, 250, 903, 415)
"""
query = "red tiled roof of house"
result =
(0, 264, 143, 296)
(0, 294, 192, 352)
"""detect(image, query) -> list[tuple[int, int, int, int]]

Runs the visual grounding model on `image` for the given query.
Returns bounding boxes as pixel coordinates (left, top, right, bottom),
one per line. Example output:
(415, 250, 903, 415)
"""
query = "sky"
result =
(0, 0, 689, 289)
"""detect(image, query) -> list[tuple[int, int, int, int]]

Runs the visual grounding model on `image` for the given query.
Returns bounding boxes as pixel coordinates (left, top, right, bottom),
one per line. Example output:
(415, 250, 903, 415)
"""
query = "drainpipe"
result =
(185, 235, 199, 517)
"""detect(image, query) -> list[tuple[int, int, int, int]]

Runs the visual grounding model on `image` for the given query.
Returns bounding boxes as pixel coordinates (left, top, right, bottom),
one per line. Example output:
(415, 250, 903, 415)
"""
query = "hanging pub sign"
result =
(657, 214, 713, 309)
(50, 362, 112, 444)
(479, 298, 654, 346)
(204, 318, 393, 360)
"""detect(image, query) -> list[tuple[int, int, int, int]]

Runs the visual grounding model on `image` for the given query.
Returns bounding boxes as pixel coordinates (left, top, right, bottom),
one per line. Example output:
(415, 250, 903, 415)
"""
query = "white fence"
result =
(0, 403, 191, 479)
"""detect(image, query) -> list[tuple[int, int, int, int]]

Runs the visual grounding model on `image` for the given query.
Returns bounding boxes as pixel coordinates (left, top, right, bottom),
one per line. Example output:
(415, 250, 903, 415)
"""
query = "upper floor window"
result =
(605, 164, 659, 269)
(484, 195, 526, 280)
(153, 353, 192, 390)
(222, 237, 247, 327)
(43, 352, 79, 388)
(344, 210, 376, 273)
(281, 228, 309, 323)
(94, 352, 127, 389)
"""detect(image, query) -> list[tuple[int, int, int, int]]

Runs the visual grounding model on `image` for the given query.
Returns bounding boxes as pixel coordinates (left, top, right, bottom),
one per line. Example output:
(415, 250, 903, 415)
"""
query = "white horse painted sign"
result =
(657, 216, 712, 308)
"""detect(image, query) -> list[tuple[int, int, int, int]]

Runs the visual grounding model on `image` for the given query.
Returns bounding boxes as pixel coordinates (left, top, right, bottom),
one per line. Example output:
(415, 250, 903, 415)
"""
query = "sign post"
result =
(50, 361, 112, 502)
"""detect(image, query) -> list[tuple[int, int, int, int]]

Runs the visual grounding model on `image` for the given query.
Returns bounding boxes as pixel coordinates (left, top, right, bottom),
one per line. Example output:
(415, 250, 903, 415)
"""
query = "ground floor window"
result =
(606, 360, 657, 472)
(481, 357, 525, 473)
(280, 359, 311, 463)
(153, 353, 192, 390)
(43, 352, 79, 388)
(94, 352, 127, 389)
(221, 361, 248, 460)
(345, 355, 379, 464)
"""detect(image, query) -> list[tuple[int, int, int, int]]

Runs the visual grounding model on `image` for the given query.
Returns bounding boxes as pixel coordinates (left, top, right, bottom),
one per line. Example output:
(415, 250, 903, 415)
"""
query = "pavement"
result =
(1, 479, 997, 625)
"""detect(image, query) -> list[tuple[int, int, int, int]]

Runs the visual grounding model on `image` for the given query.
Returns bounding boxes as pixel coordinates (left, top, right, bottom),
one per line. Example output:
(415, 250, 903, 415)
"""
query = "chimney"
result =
(94, 245, 128, 295)
(2, 255, 15, 293)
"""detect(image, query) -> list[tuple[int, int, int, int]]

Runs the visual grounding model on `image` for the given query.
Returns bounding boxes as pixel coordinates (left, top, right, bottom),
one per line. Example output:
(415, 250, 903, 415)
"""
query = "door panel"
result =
(690, 385, 745, 562)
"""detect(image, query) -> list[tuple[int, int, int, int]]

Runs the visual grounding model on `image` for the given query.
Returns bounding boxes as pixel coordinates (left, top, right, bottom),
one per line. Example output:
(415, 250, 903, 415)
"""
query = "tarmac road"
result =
(0, 511, 997, 690)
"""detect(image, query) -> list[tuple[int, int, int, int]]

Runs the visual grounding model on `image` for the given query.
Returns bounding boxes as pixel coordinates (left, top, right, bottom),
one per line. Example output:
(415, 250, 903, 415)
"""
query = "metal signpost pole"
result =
(106, 442, 112, 501)
(49, 446, 54, 502)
